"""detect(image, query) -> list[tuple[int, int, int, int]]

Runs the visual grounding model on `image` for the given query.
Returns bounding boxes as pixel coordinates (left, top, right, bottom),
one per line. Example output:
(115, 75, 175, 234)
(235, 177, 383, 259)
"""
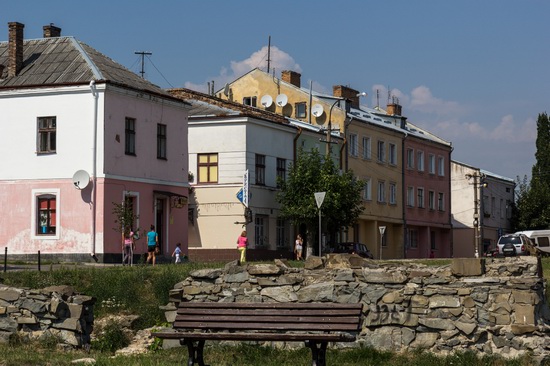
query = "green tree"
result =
(276, 148, 364, 253)
(515, 113, 550, 230)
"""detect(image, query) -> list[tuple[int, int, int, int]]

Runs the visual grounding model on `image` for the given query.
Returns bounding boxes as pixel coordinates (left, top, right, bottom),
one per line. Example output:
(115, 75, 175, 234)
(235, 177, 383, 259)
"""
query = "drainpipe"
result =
(293, 127, 303, 162)
(402, 132, 408, 259)
(89, 80, 98, 260)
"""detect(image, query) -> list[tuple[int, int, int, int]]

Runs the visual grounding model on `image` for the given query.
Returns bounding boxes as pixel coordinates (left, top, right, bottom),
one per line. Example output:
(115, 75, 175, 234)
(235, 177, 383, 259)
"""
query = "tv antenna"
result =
(267, 36, 271, 73)
(134, 51, 152, 78)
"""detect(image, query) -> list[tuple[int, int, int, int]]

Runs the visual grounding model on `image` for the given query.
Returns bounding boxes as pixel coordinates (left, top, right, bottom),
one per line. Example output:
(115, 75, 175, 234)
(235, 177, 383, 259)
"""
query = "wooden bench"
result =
(152, 301, 363, 366)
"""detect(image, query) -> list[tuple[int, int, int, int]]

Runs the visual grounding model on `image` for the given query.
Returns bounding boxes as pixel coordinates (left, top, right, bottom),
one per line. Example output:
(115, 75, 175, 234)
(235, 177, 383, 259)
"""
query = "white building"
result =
(0, 22, 190, 262)
(451, 161, 515, 257)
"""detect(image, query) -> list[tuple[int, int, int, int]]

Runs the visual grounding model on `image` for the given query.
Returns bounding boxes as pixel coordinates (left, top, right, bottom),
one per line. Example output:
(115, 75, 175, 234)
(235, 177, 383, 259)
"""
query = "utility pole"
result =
(466, 171, 487, 258)
(134, 51, 152, 78)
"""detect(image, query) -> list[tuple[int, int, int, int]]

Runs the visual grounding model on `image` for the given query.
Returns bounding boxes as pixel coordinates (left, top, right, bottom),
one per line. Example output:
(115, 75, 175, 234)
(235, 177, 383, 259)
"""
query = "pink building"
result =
(0, 23, 190, 262)
(403, 126, 452, 258)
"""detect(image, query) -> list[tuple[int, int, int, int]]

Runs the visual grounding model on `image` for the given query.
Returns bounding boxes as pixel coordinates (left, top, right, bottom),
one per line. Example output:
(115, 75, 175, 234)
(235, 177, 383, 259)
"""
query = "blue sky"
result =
(4, 0, 549, 182)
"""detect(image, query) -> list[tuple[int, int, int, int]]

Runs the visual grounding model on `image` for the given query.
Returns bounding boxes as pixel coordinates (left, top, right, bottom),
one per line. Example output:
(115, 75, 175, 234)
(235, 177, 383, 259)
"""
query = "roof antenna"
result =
(134, 51, 152, 78)
(267, 35, 271, 73)
(376, 89, 380, 109)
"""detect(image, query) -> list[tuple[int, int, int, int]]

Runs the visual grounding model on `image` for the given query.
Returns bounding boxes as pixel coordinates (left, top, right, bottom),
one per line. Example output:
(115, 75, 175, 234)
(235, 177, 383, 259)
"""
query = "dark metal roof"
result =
(0, 36, 170, 96)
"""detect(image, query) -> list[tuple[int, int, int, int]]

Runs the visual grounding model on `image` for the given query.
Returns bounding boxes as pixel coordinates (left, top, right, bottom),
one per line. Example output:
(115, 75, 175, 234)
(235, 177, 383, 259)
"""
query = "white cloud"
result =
(184, 46, 301, 93)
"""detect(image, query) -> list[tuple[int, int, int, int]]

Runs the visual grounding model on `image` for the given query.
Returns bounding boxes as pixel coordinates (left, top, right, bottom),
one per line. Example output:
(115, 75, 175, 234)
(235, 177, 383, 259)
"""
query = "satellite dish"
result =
(260, 95, 273, 108)
(72, 170, 90, 190)
(276, 94, 288, 107)
(311, 104, 325, 117)
(223, 83, 230, 97)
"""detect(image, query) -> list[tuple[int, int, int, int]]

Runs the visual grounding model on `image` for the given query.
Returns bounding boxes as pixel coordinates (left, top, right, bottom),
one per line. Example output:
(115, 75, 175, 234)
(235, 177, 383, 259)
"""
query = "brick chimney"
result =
(386, 97, 402, 116)
(333, 85, 360, 109)
(281, 70, 301, 88)
(8, 22, 24, 77)
(43, 23, 61, 38)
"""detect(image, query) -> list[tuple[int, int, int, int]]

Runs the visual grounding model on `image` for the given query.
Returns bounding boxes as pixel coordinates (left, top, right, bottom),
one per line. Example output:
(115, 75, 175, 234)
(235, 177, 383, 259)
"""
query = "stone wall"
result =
(163, 255, 550, 360)
(0, 284, 95, 347)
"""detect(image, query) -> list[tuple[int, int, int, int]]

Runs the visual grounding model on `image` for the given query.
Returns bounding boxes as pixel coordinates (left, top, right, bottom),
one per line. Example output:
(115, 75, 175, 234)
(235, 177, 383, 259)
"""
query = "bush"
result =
(91, 322, 131, 353)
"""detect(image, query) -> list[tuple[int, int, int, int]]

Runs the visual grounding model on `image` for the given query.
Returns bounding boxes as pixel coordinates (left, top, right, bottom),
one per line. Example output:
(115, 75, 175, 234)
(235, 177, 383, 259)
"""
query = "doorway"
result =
(155, 198, 165, 254)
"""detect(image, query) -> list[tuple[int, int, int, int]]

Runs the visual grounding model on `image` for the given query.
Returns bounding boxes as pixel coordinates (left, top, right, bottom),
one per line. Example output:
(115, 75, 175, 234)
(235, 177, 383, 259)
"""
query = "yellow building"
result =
(220, 68, 406, 258)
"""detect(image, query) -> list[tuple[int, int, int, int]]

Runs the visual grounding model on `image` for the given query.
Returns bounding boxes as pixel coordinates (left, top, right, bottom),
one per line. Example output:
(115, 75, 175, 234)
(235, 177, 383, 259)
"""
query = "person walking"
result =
(294, 234, 303, 261)
(237, 230, 248, 264)
(172, 243, 183, 264)
(146, 225, 158, 266)
(122, 229, 134, 266)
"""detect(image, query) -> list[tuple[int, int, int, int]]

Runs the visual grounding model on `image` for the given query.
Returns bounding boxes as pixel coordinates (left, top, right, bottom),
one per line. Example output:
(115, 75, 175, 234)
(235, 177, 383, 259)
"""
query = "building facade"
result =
(0, 22, 190, 262)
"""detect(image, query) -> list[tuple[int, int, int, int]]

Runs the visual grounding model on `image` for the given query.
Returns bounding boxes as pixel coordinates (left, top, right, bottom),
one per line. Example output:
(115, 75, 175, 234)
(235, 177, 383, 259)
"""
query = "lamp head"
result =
(357, 92, 368, 97)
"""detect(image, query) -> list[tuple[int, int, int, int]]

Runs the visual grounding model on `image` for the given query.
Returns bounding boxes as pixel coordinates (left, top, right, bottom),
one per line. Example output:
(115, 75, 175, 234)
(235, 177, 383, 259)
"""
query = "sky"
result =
(4, 0, 549, 182)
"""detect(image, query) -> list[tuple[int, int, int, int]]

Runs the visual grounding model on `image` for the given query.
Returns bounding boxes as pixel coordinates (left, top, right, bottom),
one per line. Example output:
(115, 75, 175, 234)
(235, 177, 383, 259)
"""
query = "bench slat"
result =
(152, 331, 356, 342)
(178, 308, 362, 317)
(180, 302, 362, 310)
(176, 315, 361, 324)
(173, 321, 360, 331)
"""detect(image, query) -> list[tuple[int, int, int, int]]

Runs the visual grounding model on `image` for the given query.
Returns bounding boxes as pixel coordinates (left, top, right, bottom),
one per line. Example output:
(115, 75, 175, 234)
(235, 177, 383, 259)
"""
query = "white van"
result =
(515, 230, 550, 253)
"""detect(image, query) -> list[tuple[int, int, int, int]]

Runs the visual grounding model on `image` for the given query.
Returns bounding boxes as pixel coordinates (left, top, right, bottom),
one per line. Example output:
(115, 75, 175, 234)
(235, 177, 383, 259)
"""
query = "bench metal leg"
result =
(181, 339, 207, 366)
(305, 340, 327, 366)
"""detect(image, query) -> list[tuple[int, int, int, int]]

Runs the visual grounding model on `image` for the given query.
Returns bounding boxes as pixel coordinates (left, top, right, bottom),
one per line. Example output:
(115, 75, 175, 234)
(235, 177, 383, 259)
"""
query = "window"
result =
(406, 149, 414, 169)
(438, 192, 445, 211)
(417, 188, 425, 208)
(363, 178, 372, 201)
(295, 102, 307, 118)
(377, 141, 385, 163)
(417, 151, 424, 171)
(243, 96, 257, 107)
(500, 198, 504, 219)
(362, 137, 371, 159)
(37, 116, 56, 154)
(349, 134, 358, 157)
(408, 229, 418, 248)
(255, 154, 266, 185)
(429, 191, 435, 210)
(276, 218, 286, 249)
(389, 183, 397, 205)
(157, 123, 167, 159)
(198, 153, 218, 183)
(491, 197, 495, 217)
(255, 215, 268, 247)
(125, 117, 136, 155)
(389, 143, 397, 165)
(438, 156, 445, 176)
(407, 187, 414, 207)
(377, 181, 386, 203)
(276, 158, 286, 187)
(37, 194, 56, 235)
(429, 154, 436, 174)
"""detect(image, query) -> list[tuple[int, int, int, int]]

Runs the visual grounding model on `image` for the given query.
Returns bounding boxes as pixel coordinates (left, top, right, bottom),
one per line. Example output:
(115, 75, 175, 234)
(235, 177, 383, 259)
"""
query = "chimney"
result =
(387, 97, 402, 116)
(333, 85, 360, 109)
(43, 23, 61, 38)
(8, 22, 24, 77)
(281, 70, 301, 88)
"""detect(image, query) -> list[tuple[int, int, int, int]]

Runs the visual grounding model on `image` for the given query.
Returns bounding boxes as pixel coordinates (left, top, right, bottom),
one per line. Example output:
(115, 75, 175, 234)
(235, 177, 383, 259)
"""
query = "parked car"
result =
(331, 242, 374, 259)
(497, 234, 530, 256)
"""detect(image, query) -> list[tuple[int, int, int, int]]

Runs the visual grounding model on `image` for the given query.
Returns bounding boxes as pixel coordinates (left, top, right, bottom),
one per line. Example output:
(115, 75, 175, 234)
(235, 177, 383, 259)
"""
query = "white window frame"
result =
(362, 137, 371, 159)
(363, 178, 372, 201)
(407, 186, 414, 207)
(31, 188, 60, 240)
(389, 143, 397, 165)
(438, 192, 445, 211)
(429, 154, 436, 174)
(417, 150, 424, 172)
(429, 190, 435, 210)
(389, 182, 397, 205)
(438, 156, 445, 176)
(377, 141, 385, 163)
(349, 133, 358, 157)
(377, 181, 386, 203)
(407, 148, 414, 169)
(417, 187, 425, 208)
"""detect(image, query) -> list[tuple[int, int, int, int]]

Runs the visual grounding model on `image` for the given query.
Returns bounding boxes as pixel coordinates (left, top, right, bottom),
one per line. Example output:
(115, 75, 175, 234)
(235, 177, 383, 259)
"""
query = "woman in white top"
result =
(294, 234, 303, 261)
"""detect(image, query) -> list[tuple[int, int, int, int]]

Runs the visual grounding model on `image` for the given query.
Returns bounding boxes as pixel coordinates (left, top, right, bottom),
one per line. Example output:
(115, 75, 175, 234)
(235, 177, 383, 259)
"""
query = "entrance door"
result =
(155, 198, 165, 254)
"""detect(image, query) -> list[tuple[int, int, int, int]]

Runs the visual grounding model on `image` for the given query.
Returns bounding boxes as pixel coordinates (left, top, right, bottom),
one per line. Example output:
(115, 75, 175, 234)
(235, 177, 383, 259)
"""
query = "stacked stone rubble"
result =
(0, 284, 95, 347)
(163, 255, 550, 360)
